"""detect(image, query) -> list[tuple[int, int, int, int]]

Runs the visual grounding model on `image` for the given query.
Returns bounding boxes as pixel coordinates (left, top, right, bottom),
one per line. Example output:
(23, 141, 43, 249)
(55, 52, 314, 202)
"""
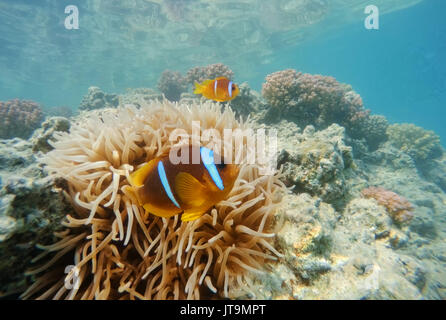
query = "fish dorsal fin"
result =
(215, 76, 228, 81)
(201, 79, 214, 86)
(174, 172, 207, 207)
(129, 158, 158, 187)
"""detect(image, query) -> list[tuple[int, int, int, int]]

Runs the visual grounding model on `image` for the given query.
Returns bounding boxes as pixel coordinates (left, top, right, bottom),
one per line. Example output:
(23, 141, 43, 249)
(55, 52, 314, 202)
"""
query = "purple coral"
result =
(261, 69, 386, 148)
(361, 187, 414, 224)
(0, 99, 44, 139)
(185, 63, 234, 85)
(157, 70, 188, 101)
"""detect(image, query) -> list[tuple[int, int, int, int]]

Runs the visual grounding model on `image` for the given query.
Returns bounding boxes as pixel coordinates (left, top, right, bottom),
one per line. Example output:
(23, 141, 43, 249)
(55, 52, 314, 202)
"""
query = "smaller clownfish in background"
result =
(193, 77, 240, 102)
(128, 145, 239, 222)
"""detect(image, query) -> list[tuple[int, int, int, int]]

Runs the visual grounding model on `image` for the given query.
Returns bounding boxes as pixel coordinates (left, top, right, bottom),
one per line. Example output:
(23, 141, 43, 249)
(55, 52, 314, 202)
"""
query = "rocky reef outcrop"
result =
(274, 121, 354, 208)
(79, 86, 120, 111)
(0, 137, 70, 296)
(234, 115, 446, 300)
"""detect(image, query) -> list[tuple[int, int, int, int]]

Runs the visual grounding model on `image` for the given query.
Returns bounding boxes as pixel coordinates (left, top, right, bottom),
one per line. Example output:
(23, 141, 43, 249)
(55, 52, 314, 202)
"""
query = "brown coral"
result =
(361, 187, 414, 224)
(185, 63, 234, 85)
(157, 70, 188, 101)
(22, 100, 286, 300)
(0, 99, 44, 139)
(261, 70, 388, 148)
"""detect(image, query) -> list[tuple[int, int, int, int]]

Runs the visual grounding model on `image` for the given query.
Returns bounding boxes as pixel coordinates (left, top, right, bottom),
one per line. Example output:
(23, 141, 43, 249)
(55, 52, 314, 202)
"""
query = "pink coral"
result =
(361, 187, 414, 224)
(0, 99, 44, 139)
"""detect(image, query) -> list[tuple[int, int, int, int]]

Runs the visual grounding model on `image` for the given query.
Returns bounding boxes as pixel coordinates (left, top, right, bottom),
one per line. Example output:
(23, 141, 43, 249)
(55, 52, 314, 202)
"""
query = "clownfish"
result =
(193, 77, 240, 102)
(128, 145, 239, 222)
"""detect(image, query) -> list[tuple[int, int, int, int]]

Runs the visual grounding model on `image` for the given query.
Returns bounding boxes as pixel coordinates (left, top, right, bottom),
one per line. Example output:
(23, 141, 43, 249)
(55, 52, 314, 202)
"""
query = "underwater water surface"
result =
(1, 0, 446, 301)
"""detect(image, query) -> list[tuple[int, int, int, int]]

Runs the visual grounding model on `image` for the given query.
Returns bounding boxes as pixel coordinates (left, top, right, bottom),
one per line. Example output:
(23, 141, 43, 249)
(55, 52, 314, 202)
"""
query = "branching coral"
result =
(387, 123, 442, 163)
(361, 187, 414, 224)
(261, 69, 388, 149)
(22, 100, 286, 300)
(185, 63, 234, 85)
(0, 99, 44, 139)
(157, 70, 188, 101)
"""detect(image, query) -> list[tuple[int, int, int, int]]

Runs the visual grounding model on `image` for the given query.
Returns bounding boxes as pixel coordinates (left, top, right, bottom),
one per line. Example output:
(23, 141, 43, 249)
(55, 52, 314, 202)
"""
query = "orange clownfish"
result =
(193, 77, 240, 102)
(128, 145, 239, 222)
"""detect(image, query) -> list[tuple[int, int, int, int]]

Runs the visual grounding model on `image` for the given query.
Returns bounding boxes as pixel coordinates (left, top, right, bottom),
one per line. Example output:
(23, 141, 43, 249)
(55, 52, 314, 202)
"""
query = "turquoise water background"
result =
(0, 0, 445, 142)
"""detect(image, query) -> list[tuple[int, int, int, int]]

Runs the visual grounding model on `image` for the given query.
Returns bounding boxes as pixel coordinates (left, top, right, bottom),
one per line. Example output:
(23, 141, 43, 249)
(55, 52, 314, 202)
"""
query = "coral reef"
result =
(31, 117, 71, 153)
(157, 70, 188, 101)
(79, 87, 120, 111)
(234, 112, 446, 300)
(153, 63, 234, 102)
(229, 82, 265, 118)
(387, 123, 443, 164)
(0, 138, 70, 297)
(231, 193, 426, 300)
(185, 63, 234, 85)
(44, 106, 74, 119)
(120, 88, 164, 108)
(261, 70, 388, 149)
(274, 121, 354, 207)
(1, 68, 446, 300)
(358, 115, 389, 150)
(23, 100, 286, 300)
(361, 187, 414, 225)
(0, 99, 44, 139)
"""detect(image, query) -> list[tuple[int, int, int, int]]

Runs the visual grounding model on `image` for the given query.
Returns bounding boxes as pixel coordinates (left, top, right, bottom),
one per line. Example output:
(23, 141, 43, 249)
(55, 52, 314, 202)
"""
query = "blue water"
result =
(0, 0, 445, 141)
(252, 0, 446, 142)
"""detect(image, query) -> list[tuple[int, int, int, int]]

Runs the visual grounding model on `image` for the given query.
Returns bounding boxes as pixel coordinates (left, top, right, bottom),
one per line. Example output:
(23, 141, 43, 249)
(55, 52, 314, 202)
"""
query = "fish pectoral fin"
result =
(181, 208, 207, 222)
(129, 158, 158, 187)
(143, 203, 182, 218)
(174, 172, 207, 207)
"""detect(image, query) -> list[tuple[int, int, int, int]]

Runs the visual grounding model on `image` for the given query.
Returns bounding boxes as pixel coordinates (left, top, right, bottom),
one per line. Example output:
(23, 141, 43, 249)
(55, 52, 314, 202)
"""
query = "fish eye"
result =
(232, 85, 236, 90)
(216, 163, 226, 170)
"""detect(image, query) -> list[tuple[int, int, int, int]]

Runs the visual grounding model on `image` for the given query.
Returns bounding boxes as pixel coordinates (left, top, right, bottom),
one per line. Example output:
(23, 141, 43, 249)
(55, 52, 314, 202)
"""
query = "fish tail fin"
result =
(193, 81, 203, 94)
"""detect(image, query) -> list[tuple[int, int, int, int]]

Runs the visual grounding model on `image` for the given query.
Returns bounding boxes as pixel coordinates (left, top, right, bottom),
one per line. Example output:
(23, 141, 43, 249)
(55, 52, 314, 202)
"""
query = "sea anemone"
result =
(22, 99, 286, 300)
